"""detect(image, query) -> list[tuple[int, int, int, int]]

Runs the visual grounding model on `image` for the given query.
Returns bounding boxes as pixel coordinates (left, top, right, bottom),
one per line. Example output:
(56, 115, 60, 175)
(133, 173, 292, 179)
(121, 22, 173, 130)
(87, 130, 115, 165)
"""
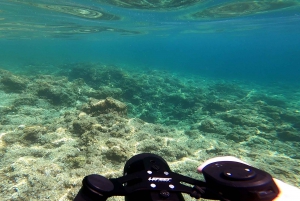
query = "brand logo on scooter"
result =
(148, 177, 172, 182)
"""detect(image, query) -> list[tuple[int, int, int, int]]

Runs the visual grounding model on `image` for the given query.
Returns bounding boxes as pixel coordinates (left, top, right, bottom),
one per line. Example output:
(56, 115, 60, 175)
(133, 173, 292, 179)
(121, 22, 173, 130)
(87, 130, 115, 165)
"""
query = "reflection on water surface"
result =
(0, 0, 299, 38)
(189, 0, 299, 19)
(12, 0, 120, 20)
(97, 0, 204, 10)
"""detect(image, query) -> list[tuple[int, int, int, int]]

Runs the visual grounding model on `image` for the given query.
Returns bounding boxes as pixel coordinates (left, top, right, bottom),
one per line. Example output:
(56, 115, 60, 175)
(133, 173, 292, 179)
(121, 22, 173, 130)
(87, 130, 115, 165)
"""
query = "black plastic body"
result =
(123, 153, 185, 201)
(202, 161, 279, 201)
(73, 153, 279, 201)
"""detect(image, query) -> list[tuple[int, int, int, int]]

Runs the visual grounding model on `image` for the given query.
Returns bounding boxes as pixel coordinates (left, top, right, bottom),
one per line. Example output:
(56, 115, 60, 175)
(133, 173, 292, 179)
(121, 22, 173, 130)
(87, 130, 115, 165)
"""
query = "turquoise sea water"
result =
(0, 0, 300, 200)
(1, 0, 300, 82)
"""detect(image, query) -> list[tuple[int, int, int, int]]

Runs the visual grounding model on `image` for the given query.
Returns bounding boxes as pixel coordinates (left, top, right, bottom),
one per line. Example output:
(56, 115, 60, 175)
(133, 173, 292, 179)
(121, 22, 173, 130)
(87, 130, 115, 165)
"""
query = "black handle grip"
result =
(73, 154, 279, 201)
(74, 174, 114, 201)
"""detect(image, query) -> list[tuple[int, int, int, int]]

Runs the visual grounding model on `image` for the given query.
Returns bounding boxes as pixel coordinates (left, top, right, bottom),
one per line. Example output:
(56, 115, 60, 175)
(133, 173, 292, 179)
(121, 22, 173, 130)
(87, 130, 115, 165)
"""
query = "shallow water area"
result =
(0, 0, 300, 201)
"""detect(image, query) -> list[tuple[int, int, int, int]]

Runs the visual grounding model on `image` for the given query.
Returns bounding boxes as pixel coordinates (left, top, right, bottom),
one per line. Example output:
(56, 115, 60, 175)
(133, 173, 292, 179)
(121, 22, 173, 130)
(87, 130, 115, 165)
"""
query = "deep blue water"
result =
(0, 0, 300, 83)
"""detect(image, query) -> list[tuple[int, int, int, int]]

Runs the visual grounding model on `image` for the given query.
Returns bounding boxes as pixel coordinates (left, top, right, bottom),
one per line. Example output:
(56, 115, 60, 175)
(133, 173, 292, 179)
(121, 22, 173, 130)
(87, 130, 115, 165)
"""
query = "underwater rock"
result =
(276, 125, 300, 142)
(66, 156, 86, 168)
(2, 65, 300, 201)
(34, 75, 77, 105)
(137, 138, 164, 152)
(104, 138, 129, 162)
(139, 109, 158, 123)
(263, 96, 286, 107)
(22, 126, 47, 142)
(226, 128, 258, 143)
(219, 112, 268, 129)
(204, 100, 234, 112)
(279, 112, 300, 127)
(66, 64, 131, 88)
(250, 93, 287, 108)
(82, 97, 127, 116)
(65, 65, 204, 125)
(184, 129, 200, 139)
(0, 69, 28, 92)
(12, 95, 38, 107)
(198, 119, 218, 133)
(86, 86, 122, 99)
(72, 117, 98, 135)
(37, 86, 71, 105)
(159, 145, 190, 161)
(68, 64, 99, 84)
(220, 113, 244, 125)
(165, 93, 195, 108)
(208, 82, 246, 98)
(0, 105, 18, 117)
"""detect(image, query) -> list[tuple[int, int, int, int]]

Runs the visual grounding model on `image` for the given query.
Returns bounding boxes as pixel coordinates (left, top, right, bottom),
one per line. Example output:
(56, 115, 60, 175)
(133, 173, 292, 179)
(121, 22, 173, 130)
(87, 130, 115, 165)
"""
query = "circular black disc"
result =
(86, 174, 114, 192)
(222, 167, 256, 180)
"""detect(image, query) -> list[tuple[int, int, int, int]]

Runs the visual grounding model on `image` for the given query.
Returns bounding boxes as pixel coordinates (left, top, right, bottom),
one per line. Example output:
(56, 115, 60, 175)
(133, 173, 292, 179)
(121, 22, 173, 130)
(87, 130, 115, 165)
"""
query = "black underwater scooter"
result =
(74, 153, 279, 201)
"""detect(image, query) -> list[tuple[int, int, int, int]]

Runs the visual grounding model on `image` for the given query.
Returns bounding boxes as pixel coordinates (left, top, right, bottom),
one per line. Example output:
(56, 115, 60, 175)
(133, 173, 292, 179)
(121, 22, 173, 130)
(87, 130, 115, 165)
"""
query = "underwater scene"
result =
(0, 0, 300, 200)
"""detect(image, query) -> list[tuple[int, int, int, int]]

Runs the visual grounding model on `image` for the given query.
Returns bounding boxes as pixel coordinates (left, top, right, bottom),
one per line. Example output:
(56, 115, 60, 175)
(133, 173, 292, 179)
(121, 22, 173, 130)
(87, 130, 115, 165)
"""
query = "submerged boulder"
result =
(82, 97, 127, 116)
(0, 69, 28, 92)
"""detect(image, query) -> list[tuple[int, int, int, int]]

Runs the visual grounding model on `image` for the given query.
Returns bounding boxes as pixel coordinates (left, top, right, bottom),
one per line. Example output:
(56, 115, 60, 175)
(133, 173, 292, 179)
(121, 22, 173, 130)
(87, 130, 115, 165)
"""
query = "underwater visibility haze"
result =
(0, 0, 300, 200)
